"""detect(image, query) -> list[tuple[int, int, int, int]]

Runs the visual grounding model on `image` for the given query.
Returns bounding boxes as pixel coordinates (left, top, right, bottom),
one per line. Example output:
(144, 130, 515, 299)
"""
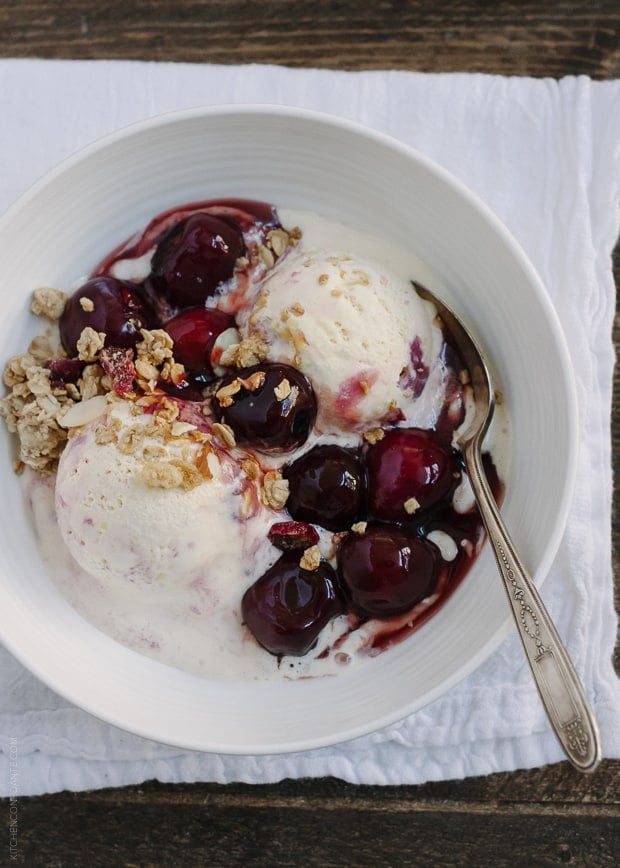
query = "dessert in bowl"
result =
(0, 106, 577, 752)
(9, 198, 503, 680)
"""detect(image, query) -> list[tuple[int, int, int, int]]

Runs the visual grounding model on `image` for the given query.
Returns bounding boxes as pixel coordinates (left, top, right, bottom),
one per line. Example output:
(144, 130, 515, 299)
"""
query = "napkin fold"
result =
(0, 60, 619, 797)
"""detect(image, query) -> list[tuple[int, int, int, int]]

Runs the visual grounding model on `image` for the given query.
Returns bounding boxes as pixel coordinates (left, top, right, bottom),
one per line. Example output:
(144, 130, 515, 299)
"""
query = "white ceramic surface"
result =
(0, 105, 578, 753)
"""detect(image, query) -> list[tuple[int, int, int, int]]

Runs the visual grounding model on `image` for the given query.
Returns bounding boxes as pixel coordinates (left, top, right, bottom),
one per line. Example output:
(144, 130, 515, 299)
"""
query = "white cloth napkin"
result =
(0, 59, 618, 797)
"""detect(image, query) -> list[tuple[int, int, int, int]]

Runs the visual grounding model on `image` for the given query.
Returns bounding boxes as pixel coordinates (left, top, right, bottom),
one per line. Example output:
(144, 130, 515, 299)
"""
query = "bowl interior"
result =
(0, 106, 577, 752)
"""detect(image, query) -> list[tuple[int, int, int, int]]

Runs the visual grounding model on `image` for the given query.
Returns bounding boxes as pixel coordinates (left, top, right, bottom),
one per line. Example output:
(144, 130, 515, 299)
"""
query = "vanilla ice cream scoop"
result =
(55, 402, 269, 593)
(240, 246, 441, 432)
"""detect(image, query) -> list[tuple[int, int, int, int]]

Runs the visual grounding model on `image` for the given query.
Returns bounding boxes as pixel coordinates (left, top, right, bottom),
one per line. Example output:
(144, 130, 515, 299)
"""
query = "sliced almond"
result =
(274, 378, 292, 401)
(258, 245, 275, 269)
(212, 421, 236, 448)
(170, 421, 198, 437)
(59, 395, 109, 429)
(267, 228, 289, 257)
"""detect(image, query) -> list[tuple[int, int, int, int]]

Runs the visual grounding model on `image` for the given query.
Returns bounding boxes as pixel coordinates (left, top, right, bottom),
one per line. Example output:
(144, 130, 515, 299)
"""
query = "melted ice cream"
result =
(24, 209, 510, 681)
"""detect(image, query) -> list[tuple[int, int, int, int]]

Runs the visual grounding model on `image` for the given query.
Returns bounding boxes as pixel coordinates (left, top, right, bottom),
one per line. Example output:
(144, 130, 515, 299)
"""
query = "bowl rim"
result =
(0, 103, 580, 753)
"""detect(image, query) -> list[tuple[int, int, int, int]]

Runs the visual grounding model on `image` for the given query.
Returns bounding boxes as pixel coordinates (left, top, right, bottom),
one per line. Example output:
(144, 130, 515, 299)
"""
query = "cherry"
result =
(242, 552, 344, 656)
(267, 521, 320, 551)
(283, 445, 367, 532)
(164, 308, 235, 378)
(151, 212, 245, 308)
(45, 358, 84, 387)
(367, 428, 459, 522)
(337, 524, 439, 618)
(59, 276, 152, 357)
(217, 363, 317, 453)
(156, 379, 206, 402)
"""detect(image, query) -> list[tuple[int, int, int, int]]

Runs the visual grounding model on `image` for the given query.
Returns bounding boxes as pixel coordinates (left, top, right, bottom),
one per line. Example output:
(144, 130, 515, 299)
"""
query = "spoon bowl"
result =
(414, 281, 602, 773)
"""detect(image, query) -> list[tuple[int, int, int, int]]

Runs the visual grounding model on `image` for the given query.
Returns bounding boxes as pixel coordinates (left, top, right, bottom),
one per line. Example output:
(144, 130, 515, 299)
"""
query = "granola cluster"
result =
(0, 213, 306, 483)
(0, 283, 191, 476)
(217, 334, 268, 369)
(257, 226, 301, 270)
(261, 469, 289, 510)
(90, 396, 212, 491)
(0, 348, 71, 475)
(84, 394, 286, 514)
(0, 288, 90, 474)
(0, 295, 295, 512)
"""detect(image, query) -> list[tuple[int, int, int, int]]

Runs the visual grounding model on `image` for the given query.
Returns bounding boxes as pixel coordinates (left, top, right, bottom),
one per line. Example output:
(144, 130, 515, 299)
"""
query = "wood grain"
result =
(0, 0, 618, 78)
(0, 2, 618, 866)
(13, 771, 620, 866)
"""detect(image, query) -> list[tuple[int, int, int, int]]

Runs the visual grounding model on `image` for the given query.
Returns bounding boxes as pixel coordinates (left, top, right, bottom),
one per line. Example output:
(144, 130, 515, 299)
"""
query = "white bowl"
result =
(0, 105, 577, 753)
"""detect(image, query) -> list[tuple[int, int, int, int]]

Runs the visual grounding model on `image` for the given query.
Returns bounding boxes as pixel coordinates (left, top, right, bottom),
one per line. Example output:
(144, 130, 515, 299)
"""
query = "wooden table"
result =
(1, 2, 618, 865)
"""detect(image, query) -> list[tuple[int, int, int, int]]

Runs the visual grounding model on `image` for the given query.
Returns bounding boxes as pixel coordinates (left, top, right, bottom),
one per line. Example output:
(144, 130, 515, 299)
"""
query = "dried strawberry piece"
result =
(99, 346, 136, 395)
(45, 358, 84, 387)
(268, 521, 320, 551)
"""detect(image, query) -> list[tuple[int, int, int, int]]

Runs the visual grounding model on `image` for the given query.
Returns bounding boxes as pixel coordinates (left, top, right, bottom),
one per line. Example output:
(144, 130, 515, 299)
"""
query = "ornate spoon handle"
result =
(464, 441, 601, 773)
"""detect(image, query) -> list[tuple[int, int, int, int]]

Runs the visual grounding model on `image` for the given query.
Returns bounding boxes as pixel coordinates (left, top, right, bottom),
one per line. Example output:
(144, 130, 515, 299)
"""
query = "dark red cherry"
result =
(283, 445, 367, 532)
(156, 379, 206, 402)
(367, 428, 459, 522)
(164, 308, 235, 377)
(267, 521, 320, 551)
(217, 363, 317, 453)
(59, 277, 151, 357)
(337, 524, 439, 618)
(151, 212, 245, 308)
(242, 552, 345, 656)
(45, 358, 84, 387)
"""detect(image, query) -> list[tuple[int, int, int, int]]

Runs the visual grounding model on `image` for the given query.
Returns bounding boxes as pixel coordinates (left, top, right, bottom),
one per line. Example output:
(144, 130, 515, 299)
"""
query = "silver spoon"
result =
(414, 281, 601, 773)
